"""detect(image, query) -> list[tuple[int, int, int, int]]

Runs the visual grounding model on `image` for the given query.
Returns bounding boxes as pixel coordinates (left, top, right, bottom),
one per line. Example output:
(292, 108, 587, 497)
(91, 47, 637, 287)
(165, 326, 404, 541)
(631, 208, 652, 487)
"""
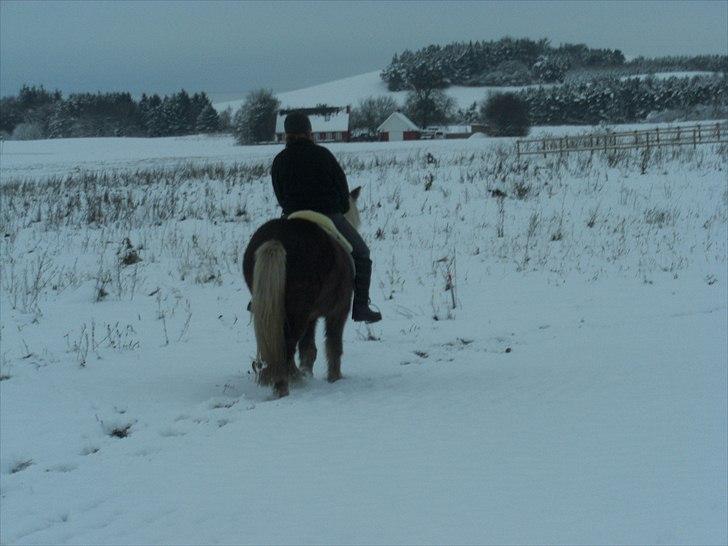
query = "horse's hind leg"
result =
(298, 320, 317, 376)
(324, 313, 346, 382)
(271, 332, 299, 397)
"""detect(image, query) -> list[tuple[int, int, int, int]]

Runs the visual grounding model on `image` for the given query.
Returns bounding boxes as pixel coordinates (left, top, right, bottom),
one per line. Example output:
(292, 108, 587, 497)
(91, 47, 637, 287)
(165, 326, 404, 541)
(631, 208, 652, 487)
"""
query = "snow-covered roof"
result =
(275, 108, 349, 133)
(377, 112, 420, 132)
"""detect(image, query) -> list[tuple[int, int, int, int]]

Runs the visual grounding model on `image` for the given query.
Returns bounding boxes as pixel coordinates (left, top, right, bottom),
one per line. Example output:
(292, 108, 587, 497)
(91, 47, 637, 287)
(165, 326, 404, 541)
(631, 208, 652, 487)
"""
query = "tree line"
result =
(381, 37, 628, 89)
(348, 73, 727, 137)
(517, 74, 728, 126)
(1, 85, 223, 140)
(381, 37, 727, 91)
(2, 74, 724, 143)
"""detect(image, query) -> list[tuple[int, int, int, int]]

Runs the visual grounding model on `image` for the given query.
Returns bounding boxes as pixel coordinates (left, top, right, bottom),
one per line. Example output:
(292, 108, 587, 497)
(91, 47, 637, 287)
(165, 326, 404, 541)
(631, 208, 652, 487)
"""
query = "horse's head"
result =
(345, 186, 362, 230)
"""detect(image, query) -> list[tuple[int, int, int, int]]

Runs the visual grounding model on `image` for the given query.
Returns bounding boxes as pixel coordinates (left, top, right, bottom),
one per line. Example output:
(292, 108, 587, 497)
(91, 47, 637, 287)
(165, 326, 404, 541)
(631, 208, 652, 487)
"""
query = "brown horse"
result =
(242, 187, 362, 397)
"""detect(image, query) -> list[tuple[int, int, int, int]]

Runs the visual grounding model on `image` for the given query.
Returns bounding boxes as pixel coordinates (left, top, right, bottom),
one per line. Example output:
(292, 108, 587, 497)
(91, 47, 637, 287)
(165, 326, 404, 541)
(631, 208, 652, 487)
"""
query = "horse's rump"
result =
(243, 218, 354, 326)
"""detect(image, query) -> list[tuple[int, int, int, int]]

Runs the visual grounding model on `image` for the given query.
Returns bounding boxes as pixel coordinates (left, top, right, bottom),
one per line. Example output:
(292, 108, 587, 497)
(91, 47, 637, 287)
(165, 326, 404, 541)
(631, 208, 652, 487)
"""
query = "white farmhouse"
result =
(275, 106, 350, 143)
(377, 112, 421, 141)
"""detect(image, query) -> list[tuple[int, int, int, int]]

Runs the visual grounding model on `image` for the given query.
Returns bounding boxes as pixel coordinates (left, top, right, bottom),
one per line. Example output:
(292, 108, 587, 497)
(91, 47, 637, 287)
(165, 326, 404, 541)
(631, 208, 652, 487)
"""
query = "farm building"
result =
(422, 124, 487, 139)
(275, 106, 350, 143)
(377, 112, 421, 141)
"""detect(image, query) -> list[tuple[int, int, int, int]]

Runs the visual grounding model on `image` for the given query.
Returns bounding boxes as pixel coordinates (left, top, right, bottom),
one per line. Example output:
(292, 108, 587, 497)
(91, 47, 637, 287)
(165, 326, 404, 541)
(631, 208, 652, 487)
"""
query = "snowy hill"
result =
(214, 69, 720, 113)
(1, 130, 726, 544)
(214, 70, 551, 112)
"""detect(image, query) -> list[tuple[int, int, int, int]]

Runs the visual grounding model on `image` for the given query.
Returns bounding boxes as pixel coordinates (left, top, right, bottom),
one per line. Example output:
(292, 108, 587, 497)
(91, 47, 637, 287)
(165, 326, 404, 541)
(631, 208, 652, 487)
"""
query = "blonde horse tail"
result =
(252, 240, 287, 384)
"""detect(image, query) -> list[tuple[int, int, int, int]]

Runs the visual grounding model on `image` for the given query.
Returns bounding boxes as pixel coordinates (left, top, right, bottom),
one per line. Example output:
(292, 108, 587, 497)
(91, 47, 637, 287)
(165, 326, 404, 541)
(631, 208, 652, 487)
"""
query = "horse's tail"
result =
(252, 240, 286, 382)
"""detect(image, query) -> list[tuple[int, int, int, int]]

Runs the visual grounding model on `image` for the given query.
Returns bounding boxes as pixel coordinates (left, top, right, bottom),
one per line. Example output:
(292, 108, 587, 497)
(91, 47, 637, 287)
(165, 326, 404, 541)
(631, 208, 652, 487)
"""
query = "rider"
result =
(271, 111, 382, 324)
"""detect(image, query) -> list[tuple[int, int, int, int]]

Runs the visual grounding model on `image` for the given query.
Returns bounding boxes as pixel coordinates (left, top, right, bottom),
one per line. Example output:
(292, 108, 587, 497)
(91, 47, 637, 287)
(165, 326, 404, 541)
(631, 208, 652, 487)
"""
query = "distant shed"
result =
(377, 112, 421, 141)
(423, 124, 487, 139)
(275, 106, 350, 143)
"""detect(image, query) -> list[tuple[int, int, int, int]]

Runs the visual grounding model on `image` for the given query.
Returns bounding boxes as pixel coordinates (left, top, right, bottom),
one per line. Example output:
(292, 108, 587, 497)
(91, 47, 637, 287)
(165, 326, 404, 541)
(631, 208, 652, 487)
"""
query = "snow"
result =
(215, 70, 554, 113)
(214, 69, 721, 114)
(620, 71, 719, 81)
(1, 127, 727, 544)
(3, 120, 720, 183)
(378, 111, 420, 132)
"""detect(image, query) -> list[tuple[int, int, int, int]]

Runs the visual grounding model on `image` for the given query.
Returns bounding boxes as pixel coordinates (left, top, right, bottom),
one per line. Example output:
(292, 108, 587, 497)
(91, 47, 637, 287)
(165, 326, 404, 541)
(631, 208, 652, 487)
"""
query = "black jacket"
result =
(271, 139, 350, 215)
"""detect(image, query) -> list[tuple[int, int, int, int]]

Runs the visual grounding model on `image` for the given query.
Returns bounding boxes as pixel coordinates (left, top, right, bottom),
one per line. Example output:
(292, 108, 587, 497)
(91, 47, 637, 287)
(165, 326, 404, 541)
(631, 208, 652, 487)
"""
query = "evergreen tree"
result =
(196, 104, 220, 133)
(47, 101, 75, 138)
(190, 92, 212, 130)
(163, 90, 193, 135)
(532, 56, 566, 83)
(217, 107, 233, 133)
(404, 89, 455, 128)
(0, 96, 22, 134)
(233, 89, 280, 144)
(138, 94, 164, 136)
(480, 93, 530, 136)
(15, 84, 61, 134)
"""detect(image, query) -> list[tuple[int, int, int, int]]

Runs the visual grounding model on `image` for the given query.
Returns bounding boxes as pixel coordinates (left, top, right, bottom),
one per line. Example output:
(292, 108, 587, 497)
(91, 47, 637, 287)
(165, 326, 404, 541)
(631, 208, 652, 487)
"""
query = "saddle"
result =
(287, 211, 353, 253)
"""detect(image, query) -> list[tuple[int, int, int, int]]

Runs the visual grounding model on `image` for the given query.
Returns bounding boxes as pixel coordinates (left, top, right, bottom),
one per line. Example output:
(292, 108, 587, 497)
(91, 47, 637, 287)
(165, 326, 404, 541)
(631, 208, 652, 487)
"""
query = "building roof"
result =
(275, 107, 350, 133)
(377, 112, 420, 133)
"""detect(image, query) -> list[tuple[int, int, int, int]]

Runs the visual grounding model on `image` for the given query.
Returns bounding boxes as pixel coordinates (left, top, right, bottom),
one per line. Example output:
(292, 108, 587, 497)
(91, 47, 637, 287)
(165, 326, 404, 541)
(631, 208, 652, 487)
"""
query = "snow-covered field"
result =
(1, 129, 727, 544)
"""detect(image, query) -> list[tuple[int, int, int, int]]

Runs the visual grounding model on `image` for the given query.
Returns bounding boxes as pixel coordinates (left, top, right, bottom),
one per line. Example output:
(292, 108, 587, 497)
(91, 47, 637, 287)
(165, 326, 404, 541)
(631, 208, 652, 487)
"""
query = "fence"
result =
(516, 122, 728, 157)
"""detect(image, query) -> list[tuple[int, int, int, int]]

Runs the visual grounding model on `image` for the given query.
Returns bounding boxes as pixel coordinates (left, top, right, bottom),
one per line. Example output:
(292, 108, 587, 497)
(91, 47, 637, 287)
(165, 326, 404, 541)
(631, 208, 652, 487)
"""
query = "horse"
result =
(242, 187, 362, 398)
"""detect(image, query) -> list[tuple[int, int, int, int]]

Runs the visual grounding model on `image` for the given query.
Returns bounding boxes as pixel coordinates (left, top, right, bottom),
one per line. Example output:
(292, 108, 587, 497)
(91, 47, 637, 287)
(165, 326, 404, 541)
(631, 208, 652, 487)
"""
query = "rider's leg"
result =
(327, 214, 382, 323)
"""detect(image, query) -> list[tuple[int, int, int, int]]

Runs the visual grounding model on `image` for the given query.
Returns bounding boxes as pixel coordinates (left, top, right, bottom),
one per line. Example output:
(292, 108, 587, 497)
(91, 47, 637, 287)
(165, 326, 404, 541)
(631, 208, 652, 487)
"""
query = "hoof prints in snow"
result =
(1, 133, 726, 544)
(9, 459, 34, 474)
(101, 422, 134, 439)
(109, 425, 132, 438)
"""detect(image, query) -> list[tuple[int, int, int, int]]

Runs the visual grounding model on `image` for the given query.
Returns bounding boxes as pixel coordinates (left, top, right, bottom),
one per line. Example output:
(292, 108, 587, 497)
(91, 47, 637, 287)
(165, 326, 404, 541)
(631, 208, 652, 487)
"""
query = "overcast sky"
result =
(1, 0, 726, 100)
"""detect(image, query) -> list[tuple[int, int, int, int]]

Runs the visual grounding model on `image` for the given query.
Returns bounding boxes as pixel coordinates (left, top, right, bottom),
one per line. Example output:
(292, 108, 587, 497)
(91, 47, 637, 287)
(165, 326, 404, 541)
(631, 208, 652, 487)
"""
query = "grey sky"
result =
(1, 0, 726, 100)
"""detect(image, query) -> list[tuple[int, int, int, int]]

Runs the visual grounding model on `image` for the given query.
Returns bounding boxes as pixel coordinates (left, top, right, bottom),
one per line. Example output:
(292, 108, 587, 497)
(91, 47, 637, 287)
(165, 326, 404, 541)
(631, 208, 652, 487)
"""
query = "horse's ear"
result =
(350, 186, 362, 201)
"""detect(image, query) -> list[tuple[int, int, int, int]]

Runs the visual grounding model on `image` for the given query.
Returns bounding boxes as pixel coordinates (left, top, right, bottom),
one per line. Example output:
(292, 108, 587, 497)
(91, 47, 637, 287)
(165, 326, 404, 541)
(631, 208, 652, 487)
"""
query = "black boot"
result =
(353, 300, 382, 323)
(351, 259, 382, 323)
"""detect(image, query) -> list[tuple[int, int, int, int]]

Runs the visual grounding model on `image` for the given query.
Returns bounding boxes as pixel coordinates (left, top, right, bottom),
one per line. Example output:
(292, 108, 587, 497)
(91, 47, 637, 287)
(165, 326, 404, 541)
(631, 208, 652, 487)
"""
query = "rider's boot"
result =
(351, 259, 382, 323)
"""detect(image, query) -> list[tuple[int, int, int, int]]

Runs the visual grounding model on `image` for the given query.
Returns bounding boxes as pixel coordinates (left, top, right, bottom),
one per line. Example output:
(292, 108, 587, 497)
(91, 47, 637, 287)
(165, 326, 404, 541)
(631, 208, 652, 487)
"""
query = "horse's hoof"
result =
(274, 381, 289, 397)
(327, 373, 342, 383)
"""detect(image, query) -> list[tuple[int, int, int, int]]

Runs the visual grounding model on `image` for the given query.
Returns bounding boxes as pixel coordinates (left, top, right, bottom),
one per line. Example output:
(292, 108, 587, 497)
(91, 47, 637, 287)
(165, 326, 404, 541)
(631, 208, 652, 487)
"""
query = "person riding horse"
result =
(271, 111, 382, 323)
